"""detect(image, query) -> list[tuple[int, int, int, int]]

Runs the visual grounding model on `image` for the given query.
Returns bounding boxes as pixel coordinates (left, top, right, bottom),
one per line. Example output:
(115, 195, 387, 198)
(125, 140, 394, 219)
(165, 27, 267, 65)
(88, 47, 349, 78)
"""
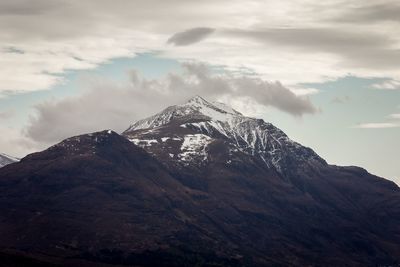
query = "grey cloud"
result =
(0, 0, 62, 16)
(4, 47, 25, 54)
(26, 63, 317, 143)
(167, 27, 215, 46)
(0, 110, 14, 120)
(0, 0, 216, 41)
(334, 2, 400, 23)
(331, 95, 350, 104)
(225, 27, 400, 70)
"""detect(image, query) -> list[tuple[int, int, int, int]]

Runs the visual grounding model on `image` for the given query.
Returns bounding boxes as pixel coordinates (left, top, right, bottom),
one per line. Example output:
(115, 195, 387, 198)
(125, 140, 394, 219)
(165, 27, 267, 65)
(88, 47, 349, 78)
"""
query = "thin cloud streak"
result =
(389, 113, 400, 119)
(223, 27, 400, 70)
(372, 80, 400, 90)
(333, 2, 400, 23)
(353, 122, 399, 129)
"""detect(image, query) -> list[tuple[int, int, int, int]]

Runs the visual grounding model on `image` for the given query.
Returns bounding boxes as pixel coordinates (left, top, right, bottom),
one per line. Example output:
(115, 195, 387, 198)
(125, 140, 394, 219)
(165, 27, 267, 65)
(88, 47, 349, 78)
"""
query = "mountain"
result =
(1, 96, 400, 267)
(0, 153, 19, 168)
(123, 95, 326, 176)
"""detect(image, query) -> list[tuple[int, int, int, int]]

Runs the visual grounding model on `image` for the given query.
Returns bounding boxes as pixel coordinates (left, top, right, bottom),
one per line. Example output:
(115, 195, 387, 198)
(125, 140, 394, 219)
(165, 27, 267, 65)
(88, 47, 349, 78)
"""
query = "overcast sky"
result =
(0, 0, 399, 182)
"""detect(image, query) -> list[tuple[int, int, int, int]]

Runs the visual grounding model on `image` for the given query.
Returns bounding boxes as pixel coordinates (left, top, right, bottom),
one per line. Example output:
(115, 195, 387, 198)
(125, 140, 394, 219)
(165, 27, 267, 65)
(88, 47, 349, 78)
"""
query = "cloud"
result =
(1, 0, 400, 94)
(388, 113, 400, 119)
(0, 126, 42, 157)
(0, 0, 60, 15)
(224, 27, 400, 70)
(167, 27, 215, 46)
(333, 2, 400, 23)
(290, 87, 319, 96)
(372, 79, 400, 90)
(353, 122, 399, 129)
(331, 95, 350, 104)
(352, 110, 400, 129)
(0, 110, 14, 120)
(25, 63, 317, 143)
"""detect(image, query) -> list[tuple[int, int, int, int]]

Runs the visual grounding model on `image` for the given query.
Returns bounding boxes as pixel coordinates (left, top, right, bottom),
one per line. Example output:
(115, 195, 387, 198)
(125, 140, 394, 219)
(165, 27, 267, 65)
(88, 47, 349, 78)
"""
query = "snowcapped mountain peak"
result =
(123, 96, 326, 174)
(185, 95, 208, 106)
(184, 95, 242, 116)
(210, 101, 242, 116)
(125, 96, 244, 132)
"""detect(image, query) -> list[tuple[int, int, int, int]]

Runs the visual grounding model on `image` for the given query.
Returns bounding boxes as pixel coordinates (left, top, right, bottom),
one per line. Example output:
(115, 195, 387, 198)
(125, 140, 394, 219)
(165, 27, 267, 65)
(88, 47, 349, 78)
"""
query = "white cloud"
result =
(353, 122, 399, 129)
(0, 126, 43, 157)
(290, 87, 320, 96)
(372, 80, 400, 90)
(352, 111, 400, 129)
(25, 63, 317, 144)
(388, 113, 400, 119)
(1, 0, 400, 93)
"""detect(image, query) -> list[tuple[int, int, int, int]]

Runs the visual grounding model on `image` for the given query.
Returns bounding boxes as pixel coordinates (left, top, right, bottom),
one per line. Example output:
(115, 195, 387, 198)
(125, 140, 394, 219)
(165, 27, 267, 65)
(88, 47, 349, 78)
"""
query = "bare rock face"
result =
(1, 97, 400, 267)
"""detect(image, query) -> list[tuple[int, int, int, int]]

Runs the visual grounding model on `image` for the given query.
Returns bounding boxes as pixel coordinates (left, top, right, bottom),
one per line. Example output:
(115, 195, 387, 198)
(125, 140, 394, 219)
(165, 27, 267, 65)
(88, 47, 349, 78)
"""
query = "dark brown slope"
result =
(120, 94, 400, 266)
(122, 115, 400, 266)
(0, 131, 243, 267)
(0, 129, 400, 266)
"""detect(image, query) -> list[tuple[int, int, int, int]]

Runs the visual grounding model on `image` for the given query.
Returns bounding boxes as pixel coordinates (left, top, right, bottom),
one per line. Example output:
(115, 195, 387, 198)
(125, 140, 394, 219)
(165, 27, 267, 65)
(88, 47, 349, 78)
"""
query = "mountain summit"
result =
(123, 96, 325, 175)
(0, 97, 400, 266)
(125, 95, 242, 131)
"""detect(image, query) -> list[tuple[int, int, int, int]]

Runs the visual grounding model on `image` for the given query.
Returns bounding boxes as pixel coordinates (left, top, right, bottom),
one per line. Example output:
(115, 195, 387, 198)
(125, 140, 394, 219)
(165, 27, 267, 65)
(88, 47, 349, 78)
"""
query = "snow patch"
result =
(179, 134, 211, 162)
(129, 138, 158, 148)
(126, 96, 243, 132)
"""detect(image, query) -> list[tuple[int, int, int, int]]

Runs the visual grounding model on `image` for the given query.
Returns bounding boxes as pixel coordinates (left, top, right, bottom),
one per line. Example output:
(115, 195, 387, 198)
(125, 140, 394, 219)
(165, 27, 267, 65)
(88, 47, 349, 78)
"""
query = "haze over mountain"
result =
(0, 153, 18, 168)
(0, 96, 399, 267)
